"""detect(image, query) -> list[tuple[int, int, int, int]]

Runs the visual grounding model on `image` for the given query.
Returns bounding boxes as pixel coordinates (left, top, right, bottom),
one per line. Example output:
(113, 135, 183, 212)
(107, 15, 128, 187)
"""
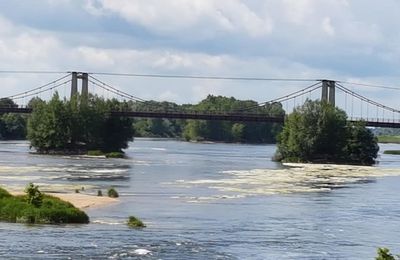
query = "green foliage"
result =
(106, 152, 124, 158)
(27, 93, 134, 153)
(0, 98, 27, 140)
(277, 100, 378, 165)
(87, 150, 105, 156)
(0, 186, 89, 224)
(376, 248, 398, 260)
(132, 95, 285, 143)
(0, 113, 27, 140)
(343, 121, 379, 165)
(0, 187, 12, 199)
(127, 216, 145, 228)
(383, 150, 400, 155)
(378, 135, 400, 144)
(181, 96, 284, 143)
(107, 188, 119, 198)
(25, 183, 43, 207)
(97, 190, 103, 196)
(0, 98, 17, 108)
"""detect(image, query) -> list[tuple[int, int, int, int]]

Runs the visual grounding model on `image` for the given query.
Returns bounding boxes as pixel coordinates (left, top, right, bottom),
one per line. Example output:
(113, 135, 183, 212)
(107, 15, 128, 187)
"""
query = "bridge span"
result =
(2, 106, 400, 128)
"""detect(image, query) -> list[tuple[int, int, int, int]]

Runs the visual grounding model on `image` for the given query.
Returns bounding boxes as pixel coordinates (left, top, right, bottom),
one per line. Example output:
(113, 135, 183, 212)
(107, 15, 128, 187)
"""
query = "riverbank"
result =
(377, 135, 400, 144)
(10, 191, 118, 209)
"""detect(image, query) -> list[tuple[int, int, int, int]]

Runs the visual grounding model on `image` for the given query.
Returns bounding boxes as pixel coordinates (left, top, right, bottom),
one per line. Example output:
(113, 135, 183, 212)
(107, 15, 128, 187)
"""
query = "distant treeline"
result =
(0, 94, 285, 144)
(131, 95, 285, 143)
(0, 98, 27, 140)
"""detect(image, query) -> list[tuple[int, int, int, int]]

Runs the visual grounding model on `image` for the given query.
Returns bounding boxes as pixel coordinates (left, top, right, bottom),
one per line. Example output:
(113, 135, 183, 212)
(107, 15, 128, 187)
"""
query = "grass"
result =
(105, 152, 125, 158)
(377, 135, 400, 144)
(383, 150, 400, 155)
(87, 150, 125, 158)
(127, 216, 145, 228)
(87, 150, 105, 156)
(0, 187, 89, 224)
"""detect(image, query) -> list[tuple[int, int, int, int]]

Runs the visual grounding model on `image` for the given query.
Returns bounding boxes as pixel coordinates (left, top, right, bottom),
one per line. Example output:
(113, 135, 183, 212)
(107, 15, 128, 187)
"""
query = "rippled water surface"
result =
(0, 139, 400, 259)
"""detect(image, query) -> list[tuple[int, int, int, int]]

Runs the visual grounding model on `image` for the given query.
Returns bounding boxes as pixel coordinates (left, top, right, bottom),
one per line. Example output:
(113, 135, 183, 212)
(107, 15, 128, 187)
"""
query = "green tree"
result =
(27, 93, 71, 151)
(27, 93, 134, 153)
(231, 123, 245, 142)
(345, 121, 379, 165)
(0, 98, 17, 108)
(0, 114, 27, 140)
(277, 100, 378, 165)
(0, 98, 27, 140)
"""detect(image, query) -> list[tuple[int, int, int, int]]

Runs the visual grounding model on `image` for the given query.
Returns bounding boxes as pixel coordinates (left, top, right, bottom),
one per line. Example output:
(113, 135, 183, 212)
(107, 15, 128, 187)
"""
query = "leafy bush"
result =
(0, 186, 89, 224)
(376, 248, 398, 260)
(107, 188, 119, 198)
(97, 190, 103, 196)
(25, 183, 43, 207)
(127, 216, 145, 228)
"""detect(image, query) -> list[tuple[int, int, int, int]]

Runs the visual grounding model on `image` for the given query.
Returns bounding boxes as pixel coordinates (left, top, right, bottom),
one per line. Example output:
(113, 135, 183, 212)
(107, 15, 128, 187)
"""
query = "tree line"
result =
(0, 94, 285, 151)
(131, 95, 285, 143)
(0, 96, 380, 165)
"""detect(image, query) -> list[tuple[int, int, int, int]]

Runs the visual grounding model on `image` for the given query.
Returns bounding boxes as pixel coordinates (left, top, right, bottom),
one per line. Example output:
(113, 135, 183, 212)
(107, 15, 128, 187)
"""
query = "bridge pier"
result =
(321, 80, 335, 106)
(70, 72, 89, 98)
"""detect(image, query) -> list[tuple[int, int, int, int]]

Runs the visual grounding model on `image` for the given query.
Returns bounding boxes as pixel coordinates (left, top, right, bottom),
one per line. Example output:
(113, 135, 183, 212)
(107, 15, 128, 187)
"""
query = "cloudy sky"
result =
(1, 0, 400, 113)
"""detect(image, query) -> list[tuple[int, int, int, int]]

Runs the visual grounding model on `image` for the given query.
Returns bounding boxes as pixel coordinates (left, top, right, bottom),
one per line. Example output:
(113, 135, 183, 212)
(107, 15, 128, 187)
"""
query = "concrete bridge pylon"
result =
(321, 80, 335, 106)
(70, 72, 89, 98)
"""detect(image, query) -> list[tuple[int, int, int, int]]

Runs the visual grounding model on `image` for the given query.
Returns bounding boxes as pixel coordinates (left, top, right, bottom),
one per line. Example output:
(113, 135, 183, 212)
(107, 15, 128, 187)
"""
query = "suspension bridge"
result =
(0, 71, 400, 128)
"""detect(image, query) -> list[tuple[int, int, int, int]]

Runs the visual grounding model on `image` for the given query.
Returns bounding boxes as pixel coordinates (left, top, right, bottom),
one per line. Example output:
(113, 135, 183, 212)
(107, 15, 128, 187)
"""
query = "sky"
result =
(1, 0, 400, 113)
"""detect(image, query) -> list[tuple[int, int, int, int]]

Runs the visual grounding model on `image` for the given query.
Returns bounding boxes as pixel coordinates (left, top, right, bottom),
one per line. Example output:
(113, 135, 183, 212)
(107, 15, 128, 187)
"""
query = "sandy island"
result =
(10, 191, 119, 209)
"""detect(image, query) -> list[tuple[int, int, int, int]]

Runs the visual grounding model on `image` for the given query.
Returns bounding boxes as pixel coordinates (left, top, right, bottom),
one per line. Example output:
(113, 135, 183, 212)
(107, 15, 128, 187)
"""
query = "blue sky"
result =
(0, 0, 400, 113)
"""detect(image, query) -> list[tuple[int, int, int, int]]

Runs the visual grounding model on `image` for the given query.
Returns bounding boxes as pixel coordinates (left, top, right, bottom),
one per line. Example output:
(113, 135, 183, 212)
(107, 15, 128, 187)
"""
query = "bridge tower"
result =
(321, 80, 335, 106)
(71, 72, 89, 98)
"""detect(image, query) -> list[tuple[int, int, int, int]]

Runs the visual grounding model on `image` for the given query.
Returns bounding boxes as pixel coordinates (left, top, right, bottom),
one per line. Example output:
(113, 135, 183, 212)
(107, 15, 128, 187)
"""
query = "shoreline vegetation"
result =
(27, 94, 134, 156)
(10, 191, 119, 210)
(1, 94, 285, 149)
(0, 185, 89, 224)
(377, 135, 400, 144)
(275, 100, 379, 166)
(383, 150, 400, 155)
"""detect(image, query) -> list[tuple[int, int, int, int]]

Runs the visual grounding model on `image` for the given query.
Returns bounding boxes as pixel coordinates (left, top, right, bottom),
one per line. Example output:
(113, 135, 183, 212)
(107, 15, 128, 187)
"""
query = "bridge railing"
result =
(349, 117, 400, 124)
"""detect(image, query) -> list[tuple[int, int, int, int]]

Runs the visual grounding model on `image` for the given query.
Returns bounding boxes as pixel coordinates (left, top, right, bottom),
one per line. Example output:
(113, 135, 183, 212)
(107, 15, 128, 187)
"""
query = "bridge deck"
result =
(110, 111, 284, 123)
(2, 107, 400, 127)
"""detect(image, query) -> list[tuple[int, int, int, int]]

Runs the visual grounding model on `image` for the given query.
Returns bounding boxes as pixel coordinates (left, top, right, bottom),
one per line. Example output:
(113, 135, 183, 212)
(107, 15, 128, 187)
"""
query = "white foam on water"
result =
(172, 163, 400, 202)
(151, 147, 167, 151)
(92, 219, 123, 225)
(132, 249, 151, 255)
(0, 165, 41, 174)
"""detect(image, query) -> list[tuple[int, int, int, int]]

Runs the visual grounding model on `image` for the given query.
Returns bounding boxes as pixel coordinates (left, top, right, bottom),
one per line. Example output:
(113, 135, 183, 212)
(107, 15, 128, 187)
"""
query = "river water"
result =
(0, 139, 400, 259)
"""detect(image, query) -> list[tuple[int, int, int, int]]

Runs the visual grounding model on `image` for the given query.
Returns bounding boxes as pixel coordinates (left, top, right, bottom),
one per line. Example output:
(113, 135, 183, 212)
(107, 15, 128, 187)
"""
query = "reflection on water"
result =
(0, 140, 399, 259)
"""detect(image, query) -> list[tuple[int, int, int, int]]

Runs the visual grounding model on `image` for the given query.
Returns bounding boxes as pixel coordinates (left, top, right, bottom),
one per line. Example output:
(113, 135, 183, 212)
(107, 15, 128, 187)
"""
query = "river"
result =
(0, 139, 399, 259)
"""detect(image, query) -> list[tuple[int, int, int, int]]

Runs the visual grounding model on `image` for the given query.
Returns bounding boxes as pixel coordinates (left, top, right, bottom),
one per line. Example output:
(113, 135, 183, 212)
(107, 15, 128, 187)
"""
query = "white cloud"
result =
(86, 0, 273, 38)
(322, 17, 335, 37)
(0, 1, 400, 110)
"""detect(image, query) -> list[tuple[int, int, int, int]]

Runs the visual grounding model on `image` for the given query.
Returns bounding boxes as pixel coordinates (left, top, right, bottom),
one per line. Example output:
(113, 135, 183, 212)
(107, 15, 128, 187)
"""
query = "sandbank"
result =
(10, 191, 118, 209)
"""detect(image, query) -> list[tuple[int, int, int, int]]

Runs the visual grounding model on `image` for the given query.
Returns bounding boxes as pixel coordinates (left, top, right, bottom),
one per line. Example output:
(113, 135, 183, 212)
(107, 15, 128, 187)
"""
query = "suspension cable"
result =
(0, 73, 71, 100)
(89, 75, 147, 102)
